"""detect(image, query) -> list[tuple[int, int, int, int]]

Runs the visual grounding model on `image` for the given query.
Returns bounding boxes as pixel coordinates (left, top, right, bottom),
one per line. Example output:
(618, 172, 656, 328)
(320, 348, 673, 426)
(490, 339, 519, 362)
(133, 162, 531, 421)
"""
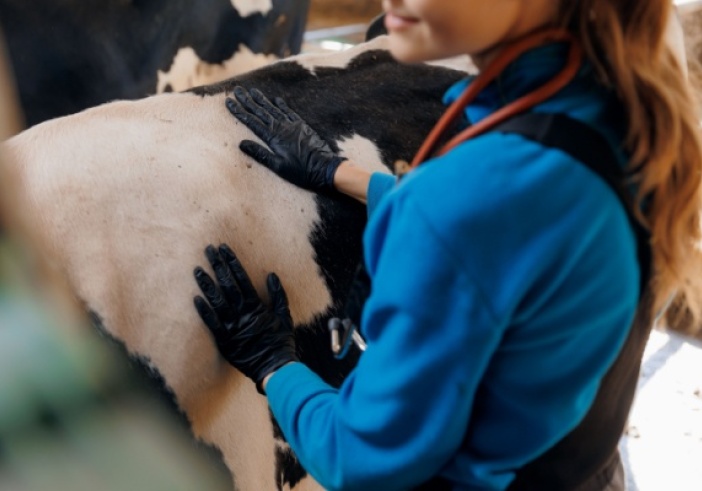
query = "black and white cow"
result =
(1, 36, 470, 490)
(0, 0, 310, 127)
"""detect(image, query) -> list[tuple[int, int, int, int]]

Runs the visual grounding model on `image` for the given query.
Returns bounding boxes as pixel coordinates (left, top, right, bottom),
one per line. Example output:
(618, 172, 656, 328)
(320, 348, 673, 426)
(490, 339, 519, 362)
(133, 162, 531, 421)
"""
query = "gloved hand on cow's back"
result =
(193, 243, 298, 395)
(226, 86, 347, 192)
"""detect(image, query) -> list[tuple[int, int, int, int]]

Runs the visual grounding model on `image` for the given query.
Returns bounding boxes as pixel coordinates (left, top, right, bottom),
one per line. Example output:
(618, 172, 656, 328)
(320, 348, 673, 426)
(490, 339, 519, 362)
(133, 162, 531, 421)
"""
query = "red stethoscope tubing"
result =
(410, 28, 583, 169)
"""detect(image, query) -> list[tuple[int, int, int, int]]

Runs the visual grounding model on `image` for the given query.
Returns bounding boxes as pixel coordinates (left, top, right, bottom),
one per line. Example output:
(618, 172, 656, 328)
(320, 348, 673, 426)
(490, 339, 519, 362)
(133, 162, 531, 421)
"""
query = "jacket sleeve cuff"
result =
(266, 361, 334, 407)
(367, 172, 396, 217)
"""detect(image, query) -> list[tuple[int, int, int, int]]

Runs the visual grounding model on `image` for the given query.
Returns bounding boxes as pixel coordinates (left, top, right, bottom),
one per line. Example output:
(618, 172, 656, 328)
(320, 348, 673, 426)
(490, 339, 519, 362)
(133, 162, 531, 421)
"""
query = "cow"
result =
(0, 35, 471, 490)
(0, 0, 310, 128)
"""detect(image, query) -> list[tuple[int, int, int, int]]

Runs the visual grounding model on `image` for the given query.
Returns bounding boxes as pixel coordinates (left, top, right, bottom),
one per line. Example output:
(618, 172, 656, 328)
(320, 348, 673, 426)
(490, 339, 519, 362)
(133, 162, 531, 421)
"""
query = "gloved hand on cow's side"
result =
(193, 244, 298, 395)
(226, 86, 347, 192)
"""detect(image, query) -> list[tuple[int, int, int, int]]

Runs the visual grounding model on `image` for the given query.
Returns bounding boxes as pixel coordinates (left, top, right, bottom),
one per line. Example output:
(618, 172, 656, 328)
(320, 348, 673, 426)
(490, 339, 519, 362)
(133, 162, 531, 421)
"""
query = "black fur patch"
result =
(365, 13, 388, 41)
(274, 445, 307, 490)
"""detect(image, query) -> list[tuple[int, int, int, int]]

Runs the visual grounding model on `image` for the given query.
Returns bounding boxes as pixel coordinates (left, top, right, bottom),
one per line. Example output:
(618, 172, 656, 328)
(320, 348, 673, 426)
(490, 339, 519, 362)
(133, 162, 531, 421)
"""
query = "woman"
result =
(191, 1, 702, 489)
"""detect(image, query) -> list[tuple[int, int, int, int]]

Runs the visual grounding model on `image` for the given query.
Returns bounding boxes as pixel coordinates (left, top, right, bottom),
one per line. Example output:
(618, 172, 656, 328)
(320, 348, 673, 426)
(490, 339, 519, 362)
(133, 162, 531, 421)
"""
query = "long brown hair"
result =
(559, 0, 702, 331)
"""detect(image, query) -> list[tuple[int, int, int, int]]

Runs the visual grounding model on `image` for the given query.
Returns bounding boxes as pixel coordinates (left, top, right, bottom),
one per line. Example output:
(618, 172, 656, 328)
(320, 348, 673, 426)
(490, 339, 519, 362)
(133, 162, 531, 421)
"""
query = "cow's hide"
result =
(0, 0, 310, 128)
(1, 36, 469, 490)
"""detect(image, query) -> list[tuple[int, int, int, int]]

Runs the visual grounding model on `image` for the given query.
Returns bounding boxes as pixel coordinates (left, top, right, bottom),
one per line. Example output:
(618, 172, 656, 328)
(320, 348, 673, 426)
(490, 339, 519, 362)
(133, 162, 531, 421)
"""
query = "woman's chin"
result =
(387, 38, 425, 64)
(387, 38, 442, 64)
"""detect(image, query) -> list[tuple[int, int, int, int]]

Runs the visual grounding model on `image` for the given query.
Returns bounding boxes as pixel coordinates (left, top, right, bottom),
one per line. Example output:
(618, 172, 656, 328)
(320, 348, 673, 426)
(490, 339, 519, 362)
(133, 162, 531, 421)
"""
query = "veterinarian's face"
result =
(382, 0, 559, 66)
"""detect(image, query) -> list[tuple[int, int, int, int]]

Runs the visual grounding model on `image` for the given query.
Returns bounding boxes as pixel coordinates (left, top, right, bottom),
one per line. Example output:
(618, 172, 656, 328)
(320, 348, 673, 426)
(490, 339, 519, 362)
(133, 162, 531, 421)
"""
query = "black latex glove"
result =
(193, 244, 297, 394)
(226, 86, 346, 192)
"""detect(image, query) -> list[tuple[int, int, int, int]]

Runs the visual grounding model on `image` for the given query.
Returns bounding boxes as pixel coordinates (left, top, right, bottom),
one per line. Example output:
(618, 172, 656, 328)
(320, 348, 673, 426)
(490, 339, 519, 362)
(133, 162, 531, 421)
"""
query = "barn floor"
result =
(301, 5, 702, 490)
(622, 328, 702, 490)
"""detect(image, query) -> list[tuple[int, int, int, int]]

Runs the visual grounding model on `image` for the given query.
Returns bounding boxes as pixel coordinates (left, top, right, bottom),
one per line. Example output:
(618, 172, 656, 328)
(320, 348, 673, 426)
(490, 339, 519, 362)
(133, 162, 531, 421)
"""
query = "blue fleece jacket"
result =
(267, 44, 639, 490)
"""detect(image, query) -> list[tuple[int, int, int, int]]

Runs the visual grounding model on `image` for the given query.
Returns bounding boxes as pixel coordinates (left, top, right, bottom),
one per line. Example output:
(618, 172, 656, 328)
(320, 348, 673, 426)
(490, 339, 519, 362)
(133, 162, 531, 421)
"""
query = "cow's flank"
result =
(2, 36, 468, 490)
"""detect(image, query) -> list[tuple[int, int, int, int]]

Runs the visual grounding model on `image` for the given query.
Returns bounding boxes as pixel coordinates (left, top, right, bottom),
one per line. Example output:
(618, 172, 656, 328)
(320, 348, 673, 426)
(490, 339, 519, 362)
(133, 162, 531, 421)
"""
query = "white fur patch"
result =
(3, 91, 330, 490)
(336, 133, 390, 175)
(230, 0, 272, 16)
(157, 46, 278, 93)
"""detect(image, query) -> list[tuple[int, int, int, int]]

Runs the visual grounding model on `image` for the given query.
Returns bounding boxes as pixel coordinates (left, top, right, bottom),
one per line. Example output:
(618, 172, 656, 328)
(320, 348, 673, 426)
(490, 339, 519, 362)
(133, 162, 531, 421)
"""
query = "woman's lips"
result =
(384, 12, 420, 31)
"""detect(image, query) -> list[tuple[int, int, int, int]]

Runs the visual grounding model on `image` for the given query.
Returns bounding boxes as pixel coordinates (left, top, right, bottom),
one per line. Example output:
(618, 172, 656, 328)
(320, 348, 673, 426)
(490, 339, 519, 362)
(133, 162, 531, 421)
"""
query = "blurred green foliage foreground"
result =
(0, 239, 232, 491)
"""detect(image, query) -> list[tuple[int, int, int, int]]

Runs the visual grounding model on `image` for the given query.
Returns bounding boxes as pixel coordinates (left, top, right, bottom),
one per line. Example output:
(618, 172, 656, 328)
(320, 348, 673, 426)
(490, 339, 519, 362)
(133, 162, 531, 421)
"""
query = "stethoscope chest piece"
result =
(328, 317, 367, 359)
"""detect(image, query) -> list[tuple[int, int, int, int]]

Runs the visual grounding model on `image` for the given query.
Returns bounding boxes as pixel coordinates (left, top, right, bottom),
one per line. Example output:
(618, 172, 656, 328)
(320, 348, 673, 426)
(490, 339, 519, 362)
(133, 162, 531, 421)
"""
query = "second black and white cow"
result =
(0, 0, 310, 127)
(1, 36, 469, 490)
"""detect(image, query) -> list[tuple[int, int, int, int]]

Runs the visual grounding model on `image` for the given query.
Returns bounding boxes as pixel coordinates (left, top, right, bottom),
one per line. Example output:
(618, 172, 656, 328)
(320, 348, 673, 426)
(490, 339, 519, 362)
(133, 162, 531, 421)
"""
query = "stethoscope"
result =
(412, 27, 583, 167)
(329, 28, 583, 359)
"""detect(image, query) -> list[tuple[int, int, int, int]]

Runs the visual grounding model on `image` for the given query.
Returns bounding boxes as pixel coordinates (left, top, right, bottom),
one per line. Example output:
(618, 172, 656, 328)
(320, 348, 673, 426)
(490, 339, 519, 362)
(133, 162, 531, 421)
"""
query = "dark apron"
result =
(408, 113, 651, 491)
